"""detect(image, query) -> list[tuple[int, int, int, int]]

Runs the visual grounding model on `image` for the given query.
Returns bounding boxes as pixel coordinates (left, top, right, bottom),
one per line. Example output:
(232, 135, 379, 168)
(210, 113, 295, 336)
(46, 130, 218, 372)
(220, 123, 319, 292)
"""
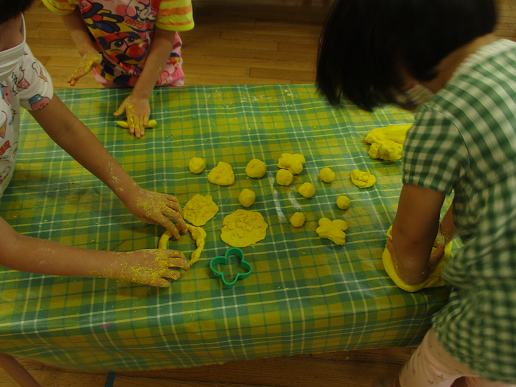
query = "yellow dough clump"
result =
(365, 123, 411, 161)
(117, 119, 157, 129)
(221, 209, 268, 248)
(319, 167, 335, 183)
(290, 212, 305, 227)
(189, 157, 206, 174)
(337, 195, 351, 210)
(183, 194, 219, 226)
(158, 224, 207, 266)
(277, 153, 306, 175)
(316, 218, 348, 245)
(245, 159, 267, 178)
(298, 182, 315, 198)
(238, 189, 256, 207)
(351, 169, 376, 188)
(208, 161, 235, 186)
(382, 226, 452, 292)
(276, 169, 294, 186)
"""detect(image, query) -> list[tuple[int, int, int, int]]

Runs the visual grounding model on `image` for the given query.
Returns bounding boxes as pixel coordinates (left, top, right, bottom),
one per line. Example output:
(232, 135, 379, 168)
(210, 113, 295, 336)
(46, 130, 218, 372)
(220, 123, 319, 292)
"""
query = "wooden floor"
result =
(2, 0, 516, 386)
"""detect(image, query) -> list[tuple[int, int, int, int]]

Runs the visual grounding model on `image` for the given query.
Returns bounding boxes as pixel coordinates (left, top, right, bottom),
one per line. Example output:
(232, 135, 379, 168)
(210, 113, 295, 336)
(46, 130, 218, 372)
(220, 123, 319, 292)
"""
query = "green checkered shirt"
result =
(402, 39, 516, 383)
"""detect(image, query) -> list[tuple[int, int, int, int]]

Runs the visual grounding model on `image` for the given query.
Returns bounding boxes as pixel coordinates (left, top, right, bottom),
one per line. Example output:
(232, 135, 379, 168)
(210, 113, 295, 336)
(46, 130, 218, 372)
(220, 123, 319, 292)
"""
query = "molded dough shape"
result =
(245, 159, 267, 178)
(290, 212, 305, 227)
(183, 194, 219, 226)
(277, 153, 306, 175)
(337, 195, 351, 210)
(276, 169, 294, 186)
(319, 167, 335, 183)
(238, 189, 256, 207)
(221, 209, 268, 248)
(382, 226, 452, 292)
(316, 217, 348, 245)
(189, 157, 206, 174)
(351, 169, 376, 188)
(365, 123, 411, 161)
(208, 161, 235, 186)
(298, 182, 315, 198)
(117, 119, 157, 129)
(158, 224, 207, 266)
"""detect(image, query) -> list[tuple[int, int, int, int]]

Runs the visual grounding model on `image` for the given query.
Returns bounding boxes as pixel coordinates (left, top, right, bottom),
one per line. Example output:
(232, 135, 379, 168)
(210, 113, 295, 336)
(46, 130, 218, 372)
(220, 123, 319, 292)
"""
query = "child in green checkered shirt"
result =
(0, 1, 190, 288)
(317, 0, 515, 387)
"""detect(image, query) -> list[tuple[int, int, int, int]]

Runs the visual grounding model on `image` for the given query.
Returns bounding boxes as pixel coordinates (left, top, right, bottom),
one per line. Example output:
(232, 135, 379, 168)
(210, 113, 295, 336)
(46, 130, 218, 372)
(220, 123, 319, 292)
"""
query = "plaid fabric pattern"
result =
(402, 40, 516, 384)
(0, 84, 454, 372)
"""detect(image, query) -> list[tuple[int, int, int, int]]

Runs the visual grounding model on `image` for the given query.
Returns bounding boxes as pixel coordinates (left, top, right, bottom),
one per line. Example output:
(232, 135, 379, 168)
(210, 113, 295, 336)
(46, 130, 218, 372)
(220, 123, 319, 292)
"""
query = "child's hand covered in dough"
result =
(113, 94, 151, 139)
(68, 51, 102, 86)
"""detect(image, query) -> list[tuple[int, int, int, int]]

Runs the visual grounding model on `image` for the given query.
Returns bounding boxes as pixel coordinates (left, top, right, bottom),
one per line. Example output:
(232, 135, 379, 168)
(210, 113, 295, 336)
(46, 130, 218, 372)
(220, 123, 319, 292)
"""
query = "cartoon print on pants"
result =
(0, 111, 8, 138)
(29, 94, 51, 111)
(32, 62, 48, 83)
(0, 84, 10, 105)
(0, 140, 11, 158)
(79, 0, 124, 33)
(0, 166, 11, 185)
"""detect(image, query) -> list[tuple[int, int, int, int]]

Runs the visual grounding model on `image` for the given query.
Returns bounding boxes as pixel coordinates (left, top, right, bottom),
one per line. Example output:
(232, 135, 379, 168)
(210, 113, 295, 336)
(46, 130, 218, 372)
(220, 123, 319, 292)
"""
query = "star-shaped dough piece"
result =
(316, 217, 348, 245)
(277, 153, 306, 175)
(183, 194, 219, 226)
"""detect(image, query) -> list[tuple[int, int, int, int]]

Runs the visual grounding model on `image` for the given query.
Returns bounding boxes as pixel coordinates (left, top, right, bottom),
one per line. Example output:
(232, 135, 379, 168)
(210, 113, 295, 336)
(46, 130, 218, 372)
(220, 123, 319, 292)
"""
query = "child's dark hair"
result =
(0, 0, 36, 24)
(316, 0, 497, 111)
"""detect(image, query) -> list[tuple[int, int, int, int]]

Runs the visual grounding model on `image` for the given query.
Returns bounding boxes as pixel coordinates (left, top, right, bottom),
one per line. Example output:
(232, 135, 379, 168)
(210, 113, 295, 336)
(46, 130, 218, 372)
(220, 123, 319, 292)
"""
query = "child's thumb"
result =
(113, 103, 126, 117)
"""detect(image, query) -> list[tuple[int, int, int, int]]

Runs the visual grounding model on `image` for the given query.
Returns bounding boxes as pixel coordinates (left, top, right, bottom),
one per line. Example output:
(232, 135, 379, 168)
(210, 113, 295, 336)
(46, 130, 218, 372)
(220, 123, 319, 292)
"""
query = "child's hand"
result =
(121, 187, 188, 239)
(68, 51, 102, 86)
(113, 94, 151, 139)
(113, 249, 189, 287)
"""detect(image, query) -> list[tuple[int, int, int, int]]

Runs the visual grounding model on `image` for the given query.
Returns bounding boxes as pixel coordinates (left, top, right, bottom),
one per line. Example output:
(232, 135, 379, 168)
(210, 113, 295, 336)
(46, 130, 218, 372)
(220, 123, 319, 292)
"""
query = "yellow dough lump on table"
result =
(208, 161, 235, 186)
(245, 159, 267, 178)
(316, 218, 348, 245)
(382, 226, 452, 292)
(238, 189, 256, 207)
(183, 194, 219, 226)
(365, 123, 411, 161)
(277, 153, 306, 175)
(276, 169, 294, 186)
(221, 209, 268, 248)
(319, 167, 335, 183)
(337, 195, 351, 210)
(158, 225, 207, 266)
(350, 169, 376, 188)
(298, 182, 315, 198)
(290, 212, 305, 227)
(189, 157, 206, 174)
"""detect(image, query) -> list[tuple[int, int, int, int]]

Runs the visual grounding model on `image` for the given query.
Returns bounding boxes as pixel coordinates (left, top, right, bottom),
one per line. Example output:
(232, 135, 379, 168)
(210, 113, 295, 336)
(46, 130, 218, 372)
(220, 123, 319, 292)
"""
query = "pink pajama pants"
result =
(399, 328, 515, 387)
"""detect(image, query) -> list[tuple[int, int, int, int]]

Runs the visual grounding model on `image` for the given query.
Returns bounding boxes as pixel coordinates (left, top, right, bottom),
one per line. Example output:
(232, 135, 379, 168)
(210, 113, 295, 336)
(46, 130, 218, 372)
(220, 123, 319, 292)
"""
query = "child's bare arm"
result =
(113, 27, 178, 138)
(390, 183, 446, 284)
(0, 217, 189, 287)
(29, 95, 187, 238)
(61, 8, 102, 86)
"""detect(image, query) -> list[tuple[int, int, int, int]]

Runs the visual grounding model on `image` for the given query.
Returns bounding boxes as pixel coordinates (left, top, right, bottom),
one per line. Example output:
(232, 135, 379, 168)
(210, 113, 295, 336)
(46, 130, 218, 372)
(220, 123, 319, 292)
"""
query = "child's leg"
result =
(398, 328, 515, 387)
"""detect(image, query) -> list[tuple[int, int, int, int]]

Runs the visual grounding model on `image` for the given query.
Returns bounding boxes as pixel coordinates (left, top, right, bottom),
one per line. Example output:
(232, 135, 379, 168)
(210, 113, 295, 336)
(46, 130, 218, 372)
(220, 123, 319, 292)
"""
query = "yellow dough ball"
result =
(208, 161, 235, 186)
(276, 169, 294, 186)
(337, 195, 351, 210)
(290, 212, 305, 227)
(350, 169, 376, 188)
(245, 159, 267, 178)
(298, 182, 315, 198)
(189, 157, 206, 174)
(238, 189, 256, 207)
(319, 167, 335, 183)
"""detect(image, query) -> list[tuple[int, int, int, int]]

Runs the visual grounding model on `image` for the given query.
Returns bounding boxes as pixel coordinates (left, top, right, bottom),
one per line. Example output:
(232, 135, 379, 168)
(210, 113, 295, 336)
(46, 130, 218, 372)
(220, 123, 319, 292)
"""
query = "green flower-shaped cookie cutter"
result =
(209, 248, 252, 288)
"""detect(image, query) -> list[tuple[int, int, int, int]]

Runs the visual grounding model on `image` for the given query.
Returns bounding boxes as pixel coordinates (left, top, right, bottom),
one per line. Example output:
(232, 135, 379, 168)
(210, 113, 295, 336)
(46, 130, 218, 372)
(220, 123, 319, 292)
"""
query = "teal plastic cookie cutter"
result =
(209, 247, 252, 288)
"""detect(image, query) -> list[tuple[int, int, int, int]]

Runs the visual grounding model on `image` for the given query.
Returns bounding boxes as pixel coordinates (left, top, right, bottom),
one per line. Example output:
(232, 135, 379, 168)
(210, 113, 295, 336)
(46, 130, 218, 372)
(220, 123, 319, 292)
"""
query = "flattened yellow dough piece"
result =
(221, 209, 268, 248)
(158, 224, 207, 266)
(382, 226, 452, 292)
(351, 169, 376, 188)
(183, 194, 219, 226)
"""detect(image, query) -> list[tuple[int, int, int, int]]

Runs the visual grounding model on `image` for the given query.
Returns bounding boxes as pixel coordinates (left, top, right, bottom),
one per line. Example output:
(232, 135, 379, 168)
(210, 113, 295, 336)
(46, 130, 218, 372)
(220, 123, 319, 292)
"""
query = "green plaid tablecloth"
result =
(0, 84, 452, 371)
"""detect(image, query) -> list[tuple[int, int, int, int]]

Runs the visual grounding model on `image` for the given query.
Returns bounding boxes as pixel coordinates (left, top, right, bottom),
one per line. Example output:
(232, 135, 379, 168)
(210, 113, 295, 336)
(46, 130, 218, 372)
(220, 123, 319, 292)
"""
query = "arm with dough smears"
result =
(113, 27, 179, 138)
(61, 7, 103, 86)
(387, 183, 447, 285)
(30, 95, 187, 239)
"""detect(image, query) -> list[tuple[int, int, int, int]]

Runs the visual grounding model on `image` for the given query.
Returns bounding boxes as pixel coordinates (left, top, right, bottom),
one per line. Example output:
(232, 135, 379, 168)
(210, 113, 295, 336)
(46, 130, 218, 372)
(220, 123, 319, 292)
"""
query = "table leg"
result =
(0, 353, 42, 387)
